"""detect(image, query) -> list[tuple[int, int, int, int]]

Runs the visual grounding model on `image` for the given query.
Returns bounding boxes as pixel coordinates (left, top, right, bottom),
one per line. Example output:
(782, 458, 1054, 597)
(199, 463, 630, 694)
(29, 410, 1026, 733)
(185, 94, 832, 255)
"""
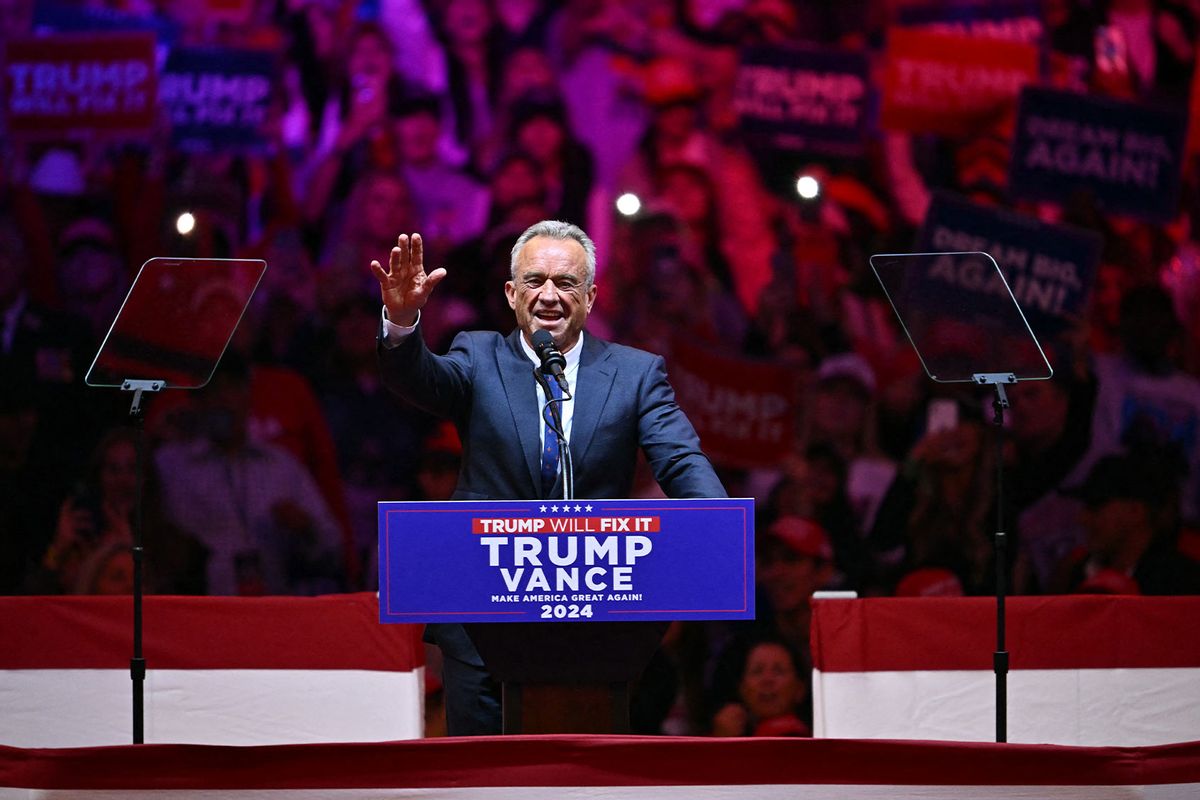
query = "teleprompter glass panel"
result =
(86, 257, 266, 388)
(868, 251, 1052, 383)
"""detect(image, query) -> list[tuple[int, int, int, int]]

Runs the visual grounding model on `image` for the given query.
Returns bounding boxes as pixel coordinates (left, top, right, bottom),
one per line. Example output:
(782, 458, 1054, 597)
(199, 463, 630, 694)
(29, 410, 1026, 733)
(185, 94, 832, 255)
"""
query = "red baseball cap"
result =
(767, 517, 833, 562)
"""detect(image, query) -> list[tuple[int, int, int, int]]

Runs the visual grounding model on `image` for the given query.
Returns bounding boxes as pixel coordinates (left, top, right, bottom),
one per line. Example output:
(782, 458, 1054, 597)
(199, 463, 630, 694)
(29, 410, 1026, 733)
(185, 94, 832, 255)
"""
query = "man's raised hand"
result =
(369, 233, 447, 327)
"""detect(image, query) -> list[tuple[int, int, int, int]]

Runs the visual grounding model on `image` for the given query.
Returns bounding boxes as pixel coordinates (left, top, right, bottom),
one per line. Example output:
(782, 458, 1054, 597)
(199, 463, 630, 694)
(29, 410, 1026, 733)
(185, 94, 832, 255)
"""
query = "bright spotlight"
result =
(175, 212, 196, 235)
(615, 192, 641, 216)
(795, 175, 820, 200)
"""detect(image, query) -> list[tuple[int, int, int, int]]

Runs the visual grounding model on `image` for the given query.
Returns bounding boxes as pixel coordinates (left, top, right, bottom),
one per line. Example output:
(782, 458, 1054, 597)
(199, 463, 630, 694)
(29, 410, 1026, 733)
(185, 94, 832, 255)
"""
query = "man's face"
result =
(505, 236, 596, 352)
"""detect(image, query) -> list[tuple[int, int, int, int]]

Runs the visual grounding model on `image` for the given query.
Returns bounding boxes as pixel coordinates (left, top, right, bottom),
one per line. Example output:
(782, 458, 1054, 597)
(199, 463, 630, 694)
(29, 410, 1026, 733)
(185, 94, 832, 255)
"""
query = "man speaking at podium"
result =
(370, 219, 726, 735)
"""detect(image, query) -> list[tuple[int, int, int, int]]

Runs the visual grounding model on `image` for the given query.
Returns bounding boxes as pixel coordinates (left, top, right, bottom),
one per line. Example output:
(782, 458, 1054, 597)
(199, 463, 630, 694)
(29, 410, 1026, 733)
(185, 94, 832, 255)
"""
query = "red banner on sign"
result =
(669, 337, 800, 469)
(3, 32, 157, 139)
(880, 28, 1038, 136)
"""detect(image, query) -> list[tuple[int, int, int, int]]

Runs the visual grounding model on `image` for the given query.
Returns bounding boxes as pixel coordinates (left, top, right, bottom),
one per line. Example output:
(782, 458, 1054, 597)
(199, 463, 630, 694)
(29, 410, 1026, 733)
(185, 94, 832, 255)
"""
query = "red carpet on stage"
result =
(1, 735, 1199, 798)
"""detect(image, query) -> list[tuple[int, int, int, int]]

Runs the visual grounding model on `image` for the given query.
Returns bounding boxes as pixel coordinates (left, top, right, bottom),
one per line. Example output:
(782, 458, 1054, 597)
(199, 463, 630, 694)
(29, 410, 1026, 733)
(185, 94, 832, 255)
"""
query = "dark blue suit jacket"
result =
(379, 326, 726, 665)
(380, 327, 726, 501)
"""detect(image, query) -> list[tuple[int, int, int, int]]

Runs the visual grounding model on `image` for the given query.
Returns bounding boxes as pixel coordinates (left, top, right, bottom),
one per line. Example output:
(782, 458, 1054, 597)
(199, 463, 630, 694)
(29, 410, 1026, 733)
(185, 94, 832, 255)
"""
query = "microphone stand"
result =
(534, 367, 573, 501)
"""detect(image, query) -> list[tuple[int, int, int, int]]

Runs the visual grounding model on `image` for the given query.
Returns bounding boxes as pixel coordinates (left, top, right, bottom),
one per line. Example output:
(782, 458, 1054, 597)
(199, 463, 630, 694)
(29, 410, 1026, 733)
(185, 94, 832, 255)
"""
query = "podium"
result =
(465, 621, 668, 733)
(378, 498, 755, 734)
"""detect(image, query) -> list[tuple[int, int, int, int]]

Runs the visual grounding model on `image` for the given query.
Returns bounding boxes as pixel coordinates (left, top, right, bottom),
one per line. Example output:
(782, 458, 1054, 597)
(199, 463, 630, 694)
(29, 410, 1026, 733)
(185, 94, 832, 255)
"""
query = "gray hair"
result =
(510, 220, 597, 286)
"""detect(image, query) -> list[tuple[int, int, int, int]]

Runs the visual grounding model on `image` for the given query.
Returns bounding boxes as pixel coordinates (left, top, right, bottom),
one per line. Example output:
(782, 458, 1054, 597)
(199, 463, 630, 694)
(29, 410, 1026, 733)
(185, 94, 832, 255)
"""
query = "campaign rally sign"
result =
(33, 1, 178, 43)
(895, 0, 1043, 42)
(880, 27, 1038, 136)
(378, 498, 754, 624)
(161, 47, 275, 153)
(669, 337, 800, 469)
(3, 32, 157, 139)
(918, 193, 1102, 336)
(734, 45, 870, 156)
(1009, 87, 1188, 223)
(198, 0, 258, 25)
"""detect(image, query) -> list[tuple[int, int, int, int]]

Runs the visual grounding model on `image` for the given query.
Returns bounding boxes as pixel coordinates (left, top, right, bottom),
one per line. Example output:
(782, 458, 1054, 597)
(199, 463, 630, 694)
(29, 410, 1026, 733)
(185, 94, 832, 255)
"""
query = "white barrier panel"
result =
(811, 595, 1200, 745)
(0, 594, 423, 746)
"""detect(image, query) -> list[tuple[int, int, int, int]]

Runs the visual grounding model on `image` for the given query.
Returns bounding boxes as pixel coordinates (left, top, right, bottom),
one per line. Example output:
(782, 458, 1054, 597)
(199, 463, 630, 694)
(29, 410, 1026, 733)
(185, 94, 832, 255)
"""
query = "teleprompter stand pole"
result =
(122, 379, 164, 744)
(974, 371, 1014, 743)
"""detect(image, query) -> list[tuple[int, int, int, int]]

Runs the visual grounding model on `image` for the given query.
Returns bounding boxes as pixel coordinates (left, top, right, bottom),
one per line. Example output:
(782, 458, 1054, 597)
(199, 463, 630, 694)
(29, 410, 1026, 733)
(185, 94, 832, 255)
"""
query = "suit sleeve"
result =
(377, 325, 475, 421)
(637, 355, 728, 498)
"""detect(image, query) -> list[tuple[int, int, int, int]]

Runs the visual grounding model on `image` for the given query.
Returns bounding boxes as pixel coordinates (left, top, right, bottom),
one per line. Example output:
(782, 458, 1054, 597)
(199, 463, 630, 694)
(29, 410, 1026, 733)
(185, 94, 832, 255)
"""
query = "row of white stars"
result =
(539, 504, 594, 513)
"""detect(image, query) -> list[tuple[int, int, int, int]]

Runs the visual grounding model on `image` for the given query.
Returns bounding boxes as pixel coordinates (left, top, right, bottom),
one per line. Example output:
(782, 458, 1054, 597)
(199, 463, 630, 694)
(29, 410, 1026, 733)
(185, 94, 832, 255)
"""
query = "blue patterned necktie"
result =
(540, 377, 563, 496)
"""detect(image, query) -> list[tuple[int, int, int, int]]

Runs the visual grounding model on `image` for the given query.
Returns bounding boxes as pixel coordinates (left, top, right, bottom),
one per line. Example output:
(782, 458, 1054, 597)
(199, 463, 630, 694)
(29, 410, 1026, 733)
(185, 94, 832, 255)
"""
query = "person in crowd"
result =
(303, 21, 408, 227)
(53, 217, 129, 340)
(607, 211, 747, 356)
(804, 353, 897, 539)
(0, 382, 68, 595)
(1073, 284, 1200, 524)
(0, 218, 97, 456)
(430, 0, 502, 161)
(155, 354, 344, 596)
(765, 442, 867, 592)
(617, 56, 774, 315)
(485, 150, 551, 230)
(475, 47, 563, 171)
(321, 168, 420, 299)
(393, 95, 490, 252)
(317, 296, 436, 583)
(147, 326, 357, 585)
(370, 221, 726, 735)
(244, 228, 322, 367)
(711, 638, 811, 737)
(34, 428, 205, 595)
(709, 514, 837, 697)
(869, 406, 994, 594)
(1050, 452, 1200, 594)
(509, 95, 595, 227)
(437, 150, 552, 323)
(492, 0, 560, 52)
(751, 516, 838, 661)
(653, 163, 735, 291)
(1009, 367, 1099, 593)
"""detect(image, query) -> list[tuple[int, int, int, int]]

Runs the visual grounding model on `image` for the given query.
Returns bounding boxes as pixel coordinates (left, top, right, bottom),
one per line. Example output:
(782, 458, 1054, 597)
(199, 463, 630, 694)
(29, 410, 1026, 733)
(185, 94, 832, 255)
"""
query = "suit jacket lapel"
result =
(570, 333, 614, 468)
(497, 329, 543, 493)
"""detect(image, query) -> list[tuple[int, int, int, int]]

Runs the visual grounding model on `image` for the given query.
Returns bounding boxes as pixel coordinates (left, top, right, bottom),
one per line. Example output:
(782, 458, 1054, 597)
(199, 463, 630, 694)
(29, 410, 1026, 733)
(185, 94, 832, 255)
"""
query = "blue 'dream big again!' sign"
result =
(378, 499, 754, 624)
(1009, 87, 1188, 224)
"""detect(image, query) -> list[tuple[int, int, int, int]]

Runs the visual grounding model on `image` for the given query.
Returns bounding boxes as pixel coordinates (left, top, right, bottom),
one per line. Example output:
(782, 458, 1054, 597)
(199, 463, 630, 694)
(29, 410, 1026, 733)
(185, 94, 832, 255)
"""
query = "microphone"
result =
(531, 330, 569, 394)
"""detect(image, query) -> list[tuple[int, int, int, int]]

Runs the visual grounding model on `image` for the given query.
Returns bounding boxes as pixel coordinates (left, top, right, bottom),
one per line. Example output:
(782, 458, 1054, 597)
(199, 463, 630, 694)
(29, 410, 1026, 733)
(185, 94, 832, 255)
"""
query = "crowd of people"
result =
(3, 0, 1200, 737)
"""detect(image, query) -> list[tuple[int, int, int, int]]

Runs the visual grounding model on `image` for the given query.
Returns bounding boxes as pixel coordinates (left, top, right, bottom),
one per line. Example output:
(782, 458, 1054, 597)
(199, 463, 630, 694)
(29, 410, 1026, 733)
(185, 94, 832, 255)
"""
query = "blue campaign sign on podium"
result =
(378, 498, 754, 624)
